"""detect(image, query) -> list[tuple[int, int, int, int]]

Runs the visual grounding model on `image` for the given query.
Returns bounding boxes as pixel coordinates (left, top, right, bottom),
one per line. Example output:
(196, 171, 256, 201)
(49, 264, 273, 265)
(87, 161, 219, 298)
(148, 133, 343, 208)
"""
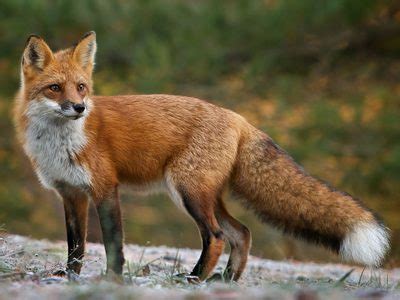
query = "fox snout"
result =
(61, 100, 86, 114)
(72, 103, 85, 113)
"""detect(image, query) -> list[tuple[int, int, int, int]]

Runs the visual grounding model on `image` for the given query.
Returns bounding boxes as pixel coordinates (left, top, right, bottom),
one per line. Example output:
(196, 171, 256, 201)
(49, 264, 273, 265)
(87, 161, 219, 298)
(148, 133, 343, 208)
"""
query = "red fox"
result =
(14, 32, 389, 281)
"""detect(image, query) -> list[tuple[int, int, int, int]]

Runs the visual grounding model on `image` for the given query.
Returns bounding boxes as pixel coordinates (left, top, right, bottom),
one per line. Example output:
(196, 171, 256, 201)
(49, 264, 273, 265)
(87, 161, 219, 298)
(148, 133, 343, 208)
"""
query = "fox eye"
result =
(49, 84, 61, 92)
(78, 83, 86, 92)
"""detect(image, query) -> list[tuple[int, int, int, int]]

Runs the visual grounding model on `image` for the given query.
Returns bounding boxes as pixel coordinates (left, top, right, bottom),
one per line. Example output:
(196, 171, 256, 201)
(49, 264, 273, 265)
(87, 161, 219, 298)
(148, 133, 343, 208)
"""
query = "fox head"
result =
(20, 32, 97, 120)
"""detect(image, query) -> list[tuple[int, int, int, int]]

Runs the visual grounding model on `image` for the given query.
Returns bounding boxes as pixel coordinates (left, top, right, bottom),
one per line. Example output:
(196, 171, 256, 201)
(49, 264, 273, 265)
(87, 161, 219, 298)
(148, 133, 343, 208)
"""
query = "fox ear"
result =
(22, 35, 53, 71)
(73, 31, 97, 73)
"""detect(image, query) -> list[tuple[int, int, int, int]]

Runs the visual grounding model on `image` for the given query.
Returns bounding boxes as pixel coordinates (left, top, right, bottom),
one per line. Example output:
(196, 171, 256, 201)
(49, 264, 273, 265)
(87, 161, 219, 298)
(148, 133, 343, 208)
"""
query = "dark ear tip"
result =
(26, 34, 42, 44)
(83, 31, 96, 39)
(25, 34, 43, 49)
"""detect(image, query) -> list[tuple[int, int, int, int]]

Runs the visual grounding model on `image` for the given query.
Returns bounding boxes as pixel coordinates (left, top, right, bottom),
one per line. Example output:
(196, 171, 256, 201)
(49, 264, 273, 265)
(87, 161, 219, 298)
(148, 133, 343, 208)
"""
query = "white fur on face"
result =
(24, 98, 92, 189)
(61, 99, 89, 119)
(340, 221, 390, 267)
(24, 97, 89, 120)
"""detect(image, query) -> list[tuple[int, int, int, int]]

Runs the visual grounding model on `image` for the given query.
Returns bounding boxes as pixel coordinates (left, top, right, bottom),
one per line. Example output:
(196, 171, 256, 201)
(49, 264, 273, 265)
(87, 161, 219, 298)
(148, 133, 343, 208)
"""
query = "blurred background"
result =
(0, 0, 399, 267)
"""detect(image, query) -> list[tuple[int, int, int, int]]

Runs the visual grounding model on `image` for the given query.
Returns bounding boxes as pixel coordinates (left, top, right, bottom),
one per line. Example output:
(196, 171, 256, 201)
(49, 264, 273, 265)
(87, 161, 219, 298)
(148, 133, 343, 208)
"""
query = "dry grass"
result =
(1, 233, 399, 299)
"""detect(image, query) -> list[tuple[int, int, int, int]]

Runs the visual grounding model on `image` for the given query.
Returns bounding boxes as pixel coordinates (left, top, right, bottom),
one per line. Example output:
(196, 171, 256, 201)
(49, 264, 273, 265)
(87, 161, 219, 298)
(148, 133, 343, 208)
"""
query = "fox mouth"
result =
(57, 111, 85, 120)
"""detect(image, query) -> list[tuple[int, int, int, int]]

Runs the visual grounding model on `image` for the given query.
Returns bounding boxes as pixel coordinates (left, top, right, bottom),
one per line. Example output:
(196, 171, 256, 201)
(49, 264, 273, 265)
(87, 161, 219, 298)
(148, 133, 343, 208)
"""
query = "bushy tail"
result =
(231, 125, 389, 266)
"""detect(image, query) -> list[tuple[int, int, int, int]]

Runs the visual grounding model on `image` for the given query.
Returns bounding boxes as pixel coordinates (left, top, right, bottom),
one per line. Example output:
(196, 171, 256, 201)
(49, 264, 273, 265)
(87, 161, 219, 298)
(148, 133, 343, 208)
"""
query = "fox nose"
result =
(72, 103, 85, 114)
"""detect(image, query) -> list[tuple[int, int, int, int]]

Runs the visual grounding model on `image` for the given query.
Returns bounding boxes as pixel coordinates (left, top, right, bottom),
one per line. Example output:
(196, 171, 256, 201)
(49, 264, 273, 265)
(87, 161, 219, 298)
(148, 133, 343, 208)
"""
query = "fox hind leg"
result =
(166, 177, 225, 281)
(182, 190, 225, 281)
(215, 199, 251, 281)
(165, 134, 239, 281)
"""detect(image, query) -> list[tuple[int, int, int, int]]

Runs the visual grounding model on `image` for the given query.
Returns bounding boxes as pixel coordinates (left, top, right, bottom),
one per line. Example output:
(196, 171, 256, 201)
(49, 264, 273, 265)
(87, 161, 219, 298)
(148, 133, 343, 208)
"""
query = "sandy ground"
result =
(1, 234, 399, 299)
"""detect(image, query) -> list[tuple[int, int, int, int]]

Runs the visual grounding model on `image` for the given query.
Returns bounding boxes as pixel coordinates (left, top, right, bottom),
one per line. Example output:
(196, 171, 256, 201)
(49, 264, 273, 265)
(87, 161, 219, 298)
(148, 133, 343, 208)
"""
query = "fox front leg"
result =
(93, 186, 125, 276)
(56, 183, 89, 275)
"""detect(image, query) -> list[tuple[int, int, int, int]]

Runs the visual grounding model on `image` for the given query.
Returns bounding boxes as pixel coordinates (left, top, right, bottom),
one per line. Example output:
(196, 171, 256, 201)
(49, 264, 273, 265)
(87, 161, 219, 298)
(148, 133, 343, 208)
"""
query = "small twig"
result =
(358, 267, 366, 286)
(134, 248, 146, 276)
(334, 269, 354, 287)
(171, 249, 180, 277)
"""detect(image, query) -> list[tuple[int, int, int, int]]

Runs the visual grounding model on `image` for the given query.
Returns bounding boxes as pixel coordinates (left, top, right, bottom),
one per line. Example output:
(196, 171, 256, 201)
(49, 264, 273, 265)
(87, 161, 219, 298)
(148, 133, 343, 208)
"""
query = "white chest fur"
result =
(24, 102, 92, 189)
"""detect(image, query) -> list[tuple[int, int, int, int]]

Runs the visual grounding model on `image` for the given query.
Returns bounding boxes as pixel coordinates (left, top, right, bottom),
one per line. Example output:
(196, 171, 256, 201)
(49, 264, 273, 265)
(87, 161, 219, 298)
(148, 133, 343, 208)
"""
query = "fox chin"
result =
(13, 31, 390, 281)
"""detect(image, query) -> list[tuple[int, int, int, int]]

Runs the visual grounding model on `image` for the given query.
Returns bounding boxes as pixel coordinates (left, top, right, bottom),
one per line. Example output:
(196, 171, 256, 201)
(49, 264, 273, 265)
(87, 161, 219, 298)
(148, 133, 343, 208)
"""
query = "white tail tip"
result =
(340, 222, 390, 267)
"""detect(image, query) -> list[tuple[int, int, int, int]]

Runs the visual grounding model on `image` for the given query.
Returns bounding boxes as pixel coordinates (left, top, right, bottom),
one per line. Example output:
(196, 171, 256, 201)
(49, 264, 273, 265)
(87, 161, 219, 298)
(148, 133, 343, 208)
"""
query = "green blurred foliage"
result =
(0, 0, 399, 266)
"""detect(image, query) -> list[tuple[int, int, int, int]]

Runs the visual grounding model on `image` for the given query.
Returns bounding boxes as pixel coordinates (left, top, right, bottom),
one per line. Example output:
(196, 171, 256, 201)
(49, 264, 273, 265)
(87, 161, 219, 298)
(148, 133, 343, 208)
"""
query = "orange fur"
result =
(14, 32, 389, 281)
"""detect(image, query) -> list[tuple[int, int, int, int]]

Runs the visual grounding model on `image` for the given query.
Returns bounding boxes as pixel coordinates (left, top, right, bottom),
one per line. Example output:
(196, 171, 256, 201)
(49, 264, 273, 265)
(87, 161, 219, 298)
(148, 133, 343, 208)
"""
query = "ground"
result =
(0, 234, 399, 299)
